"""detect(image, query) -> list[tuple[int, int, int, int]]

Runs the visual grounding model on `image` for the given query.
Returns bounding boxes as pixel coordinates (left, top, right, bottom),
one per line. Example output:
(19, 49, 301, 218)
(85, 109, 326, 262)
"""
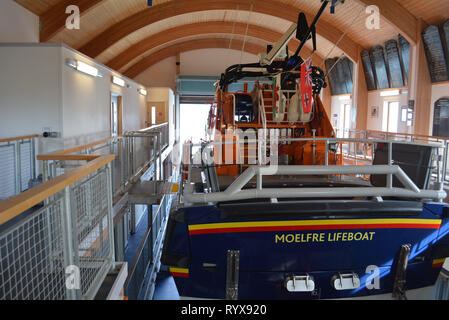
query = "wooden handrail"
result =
(50, 137, 117, 155)
(0, 134, 38, 143)
(37, 154, 101, 161)
(0, 154, 115, 226)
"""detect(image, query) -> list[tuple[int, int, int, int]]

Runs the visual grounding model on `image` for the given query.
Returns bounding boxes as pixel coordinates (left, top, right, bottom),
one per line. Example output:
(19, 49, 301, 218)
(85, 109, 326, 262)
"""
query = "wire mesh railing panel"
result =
(70, 169, 112, 299)
(20, 141, 32, 192)
(0, 144, 16, 201)
(0, 138, 36, 200)
(88, 139, 129, 193)
(0, 197, 66, 300)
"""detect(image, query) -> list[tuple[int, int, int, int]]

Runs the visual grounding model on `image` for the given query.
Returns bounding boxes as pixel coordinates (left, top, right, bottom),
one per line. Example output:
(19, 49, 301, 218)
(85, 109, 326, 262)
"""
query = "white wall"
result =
(0, 45, 62, 141)
(61, 47, 147, 145)
(366, 91, 410, 133)
(134, 57, 177, 92)
(134, 49, 259, 91)
(0, 0, 39, 43)
(180, 49, 257, 76)
(0, 43, 148, 152)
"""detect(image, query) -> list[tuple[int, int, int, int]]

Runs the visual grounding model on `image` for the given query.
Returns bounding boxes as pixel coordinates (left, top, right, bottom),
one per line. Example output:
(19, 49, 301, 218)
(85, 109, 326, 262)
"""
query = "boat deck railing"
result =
(182, 132, 448, 205)
(336, 129, 449, 182)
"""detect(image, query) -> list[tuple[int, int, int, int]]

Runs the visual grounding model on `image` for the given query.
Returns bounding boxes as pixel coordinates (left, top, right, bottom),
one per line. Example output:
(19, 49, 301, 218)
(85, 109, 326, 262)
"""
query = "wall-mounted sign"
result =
(325, 57, 354, 95)
(370, 106, 379, 118)
(398, 34, 410, 85)
(433, 98, 449, 137)
(371, 45, 390, 90)
(443, 20, 449, 75)
(422, 25, 449, 82)
(361, 50, 377, 91)
(385, 40, 404, 88)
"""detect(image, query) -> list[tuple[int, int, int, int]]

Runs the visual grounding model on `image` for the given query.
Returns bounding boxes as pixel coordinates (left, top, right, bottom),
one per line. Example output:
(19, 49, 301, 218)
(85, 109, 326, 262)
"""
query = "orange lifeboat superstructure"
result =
(208, 75, 342, 177)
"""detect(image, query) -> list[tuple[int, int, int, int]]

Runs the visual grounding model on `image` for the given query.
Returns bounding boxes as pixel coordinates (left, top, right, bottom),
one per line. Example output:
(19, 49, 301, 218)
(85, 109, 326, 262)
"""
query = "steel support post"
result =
(62, 187, 79, 300)
(130, 205, 136, 235)
(153, 135, 158, 195)
(106, 163, 116, 265)
(14, 140, 21, 194)
(31, 137, 36, 180)
(387, 142, 393, 188)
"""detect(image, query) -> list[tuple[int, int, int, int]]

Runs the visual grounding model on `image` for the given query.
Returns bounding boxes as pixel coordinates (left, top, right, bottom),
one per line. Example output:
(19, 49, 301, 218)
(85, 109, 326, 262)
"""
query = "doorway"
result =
(336, 102, 352, 138)
(382, 101, 400, 133)
(343, 103, 351, 138)
(111, 93, 123, 137)
(180, 104, 211, 143)
(147, 102, 167, 127)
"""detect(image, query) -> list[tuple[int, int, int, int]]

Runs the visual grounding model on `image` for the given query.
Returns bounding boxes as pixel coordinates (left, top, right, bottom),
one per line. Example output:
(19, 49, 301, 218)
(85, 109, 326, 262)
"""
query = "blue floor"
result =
(153, 265, 180, 300)
(124, 208, 151, 267)
(123, 204, 181, 300)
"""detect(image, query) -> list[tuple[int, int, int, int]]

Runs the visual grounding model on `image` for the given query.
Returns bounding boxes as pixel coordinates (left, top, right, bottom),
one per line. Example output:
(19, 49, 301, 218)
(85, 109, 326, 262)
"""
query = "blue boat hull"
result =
(162, 201, 449, 299)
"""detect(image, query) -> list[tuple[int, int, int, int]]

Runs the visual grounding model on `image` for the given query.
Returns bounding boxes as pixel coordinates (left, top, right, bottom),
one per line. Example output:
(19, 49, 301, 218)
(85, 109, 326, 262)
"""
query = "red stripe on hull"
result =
(189, 223, 441, 235)
(171, 272, 189, 278)
(432, 263, 444, 268)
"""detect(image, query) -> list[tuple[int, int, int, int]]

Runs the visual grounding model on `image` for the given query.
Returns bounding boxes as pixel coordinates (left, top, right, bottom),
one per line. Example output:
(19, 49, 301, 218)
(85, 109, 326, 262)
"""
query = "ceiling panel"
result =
(17, 0, 449, 76)
(397, 0, 449, 26)
(14, 0, 60, 15)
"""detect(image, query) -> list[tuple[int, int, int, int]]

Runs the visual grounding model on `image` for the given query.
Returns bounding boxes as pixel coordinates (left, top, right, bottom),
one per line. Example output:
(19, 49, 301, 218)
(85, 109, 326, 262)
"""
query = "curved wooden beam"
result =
(124, 38, 268, 79)
(40, 0, 105, 42)
(107, 21, 323, 72)
(79, 0, 359, 61)
(355, 0, 418, 44)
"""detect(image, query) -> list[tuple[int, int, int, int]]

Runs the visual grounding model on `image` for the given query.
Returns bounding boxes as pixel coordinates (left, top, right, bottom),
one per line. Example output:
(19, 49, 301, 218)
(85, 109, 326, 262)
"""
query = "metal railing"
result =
(39, 123, 169, 197)
(336, 128, 449, 183)
(183, 133, 447, 205)
(0, 124, 172, 300)
(124, 183, 176, 300)
(0, 135, 38, 201)
(0, 155, 115, 300)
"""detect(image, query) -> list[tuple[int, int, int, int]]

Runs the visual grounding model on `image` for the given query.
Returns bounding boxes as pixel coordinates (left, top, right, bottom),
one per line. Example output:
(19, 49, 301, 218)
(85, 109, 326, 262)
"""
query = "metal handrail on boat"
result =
(183, 165, 447, 204)
(181, 136, 448, 205)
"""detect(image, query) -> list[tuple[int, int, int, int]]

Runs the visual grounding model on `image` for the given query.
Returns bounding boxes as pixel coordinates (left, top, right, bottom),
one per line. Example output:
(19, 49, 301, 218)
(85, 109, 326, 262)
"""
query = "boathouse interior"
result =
(1, 0, 449, 301)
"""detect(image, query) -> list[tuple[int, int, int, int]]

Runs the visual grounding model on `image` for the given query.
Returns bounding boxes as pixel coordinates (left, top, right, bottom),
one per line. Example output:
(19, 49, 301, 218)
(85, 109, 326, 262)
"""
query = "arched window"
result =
(433, 98, 449, 137)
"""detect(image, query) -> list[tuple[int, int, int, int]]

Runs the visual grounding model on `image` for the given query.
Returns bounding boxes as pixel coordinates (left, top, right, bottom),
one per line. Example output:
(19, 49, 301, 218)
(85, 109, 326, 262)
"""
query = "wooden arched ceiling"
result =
(123, 37, 267, 78)
(15, 0, 449, 78)
(17, 0, 435, 52)
(106, 21, 324, 72)
(395, 0, 449, 26)
(39, 0, 104, 41)
(73, 0, 361, 62)
(355, 0, 418, 44)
